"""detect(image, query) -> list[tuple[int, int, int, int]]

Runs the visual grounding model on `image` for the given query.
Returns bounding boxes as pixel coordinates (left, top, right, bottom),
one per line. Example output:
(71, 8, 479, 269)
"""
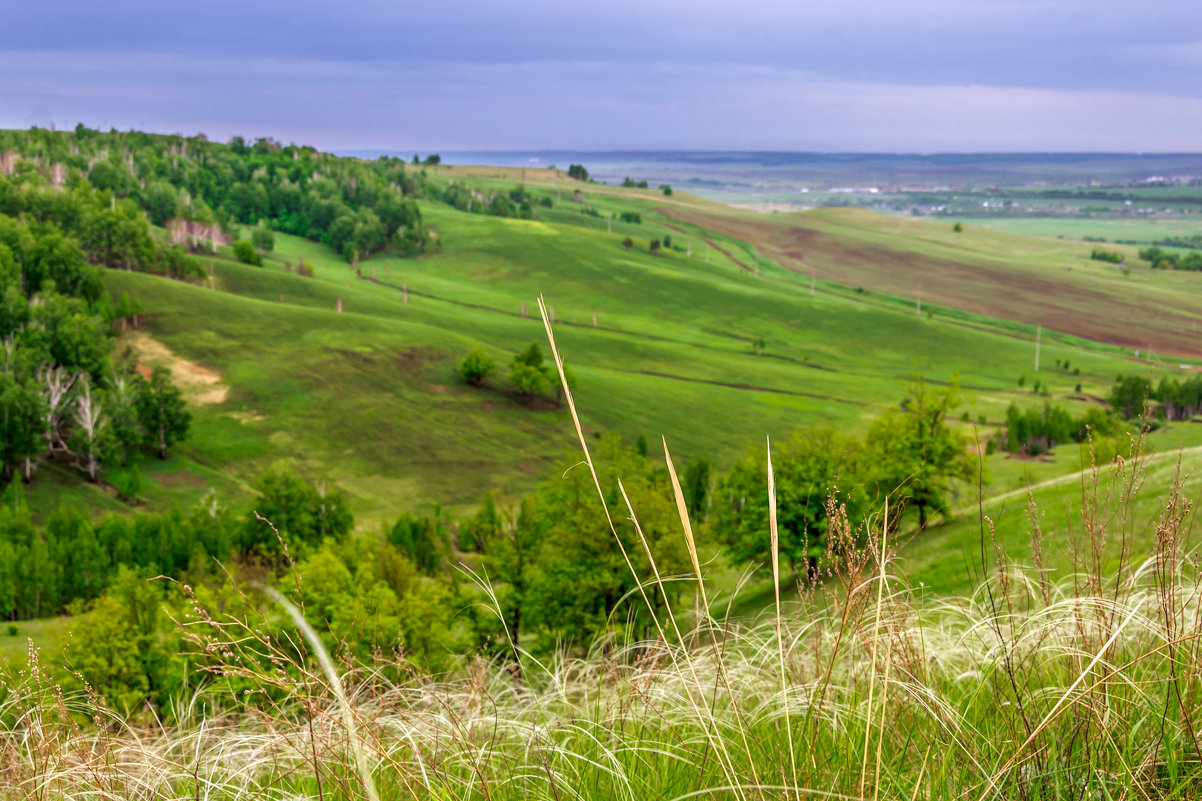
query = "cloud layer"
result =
(3, 1, 1200, 151)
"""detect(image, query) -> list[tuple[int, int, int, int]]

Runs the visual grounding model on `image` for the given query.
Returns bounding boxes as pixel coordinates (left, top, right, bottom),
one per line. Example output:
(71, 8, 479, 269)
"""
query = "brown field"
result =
(660, 206, 1202, 359)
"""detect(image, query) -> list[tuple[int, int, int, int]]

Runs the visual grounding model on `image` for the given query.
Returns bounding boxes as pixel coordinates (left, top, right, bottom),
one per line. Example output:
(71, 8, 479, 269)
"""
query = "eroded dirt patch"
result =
(121, 332, 229, 405)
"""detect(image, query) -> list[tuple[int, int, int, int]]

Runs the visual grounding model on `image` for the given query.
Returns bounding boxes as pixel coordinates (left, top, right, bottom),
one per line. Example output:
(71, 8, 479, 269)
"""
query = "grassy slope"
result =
(9, 178, 1201, 666)
(25, 182, 1174, 530)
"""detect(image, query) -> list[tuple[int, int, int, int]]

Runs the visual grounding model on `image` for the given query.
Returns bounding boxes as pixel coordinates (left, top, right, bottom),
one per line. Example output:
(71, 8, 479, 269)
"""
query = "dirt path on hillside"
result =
(659, 222, 757, 274)
(952, 444, 1202, 516)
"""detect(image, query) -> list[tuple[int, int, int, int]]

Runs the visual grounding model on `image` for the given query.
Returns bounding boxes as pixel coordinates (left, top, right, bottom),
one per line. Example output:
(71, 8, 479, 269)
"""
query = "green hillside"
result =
(46, 184, 1183, 528)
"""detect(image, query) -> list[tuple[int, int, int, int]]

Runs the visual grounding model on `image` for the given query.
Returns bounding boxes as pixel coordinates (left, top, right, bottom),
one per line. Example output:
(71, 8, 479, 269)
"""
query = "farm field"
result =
(969, 215, 1202, 247)
(658, 204, 1202, 359)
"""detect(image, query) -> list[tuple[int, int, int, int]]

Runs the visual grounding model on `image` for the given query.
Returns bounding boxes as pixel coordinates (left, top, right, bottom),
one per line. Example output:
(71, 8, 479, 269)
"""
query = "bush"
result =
(508, 343, 554, 404)
(250, 225, 274, 253)
(459, 348, 496, 387)
(660, 185, 673, 196)
(233, 240, 263, 266)
(111, 465, 148, 503)
(953, 222, 963, 233)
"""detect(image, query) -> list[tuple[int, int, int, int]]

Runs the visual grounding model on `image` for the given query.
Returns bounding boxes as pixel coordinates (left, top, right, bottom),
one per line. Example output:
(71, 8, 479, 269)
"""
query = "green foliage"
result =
(682, 458, 711, 521)
(953, 221, 963, 233)
(660, 185, 673, 196)
(240, 466, 352, 559)
(1109, 374, 1150, 419)
(64, 566, 185, 713)
(459, 347, 496, 387)
(567, 164, 589, 181)
(110, 464, 148, 502)
(0, 129, 431, 265)
(508, 435, 688, 648)
(142, 181, 179, 226)
(508, 343, 554, 404)
(1000, 402, 1119, 455)
(387, 511, 448, 574)
(713, 429, 867, 574)
(232, 239, 263, 266)
(1090, 247, 1123, 264)
(1139, 246, 1202, 271)
(458, 493, 500, 552)
(618, 211, 642, 224)
(1110, 373, 1202, 421)
(250, 224, 275, 253)
(135, 366, 191, 459)
(866, 373, 976, 528)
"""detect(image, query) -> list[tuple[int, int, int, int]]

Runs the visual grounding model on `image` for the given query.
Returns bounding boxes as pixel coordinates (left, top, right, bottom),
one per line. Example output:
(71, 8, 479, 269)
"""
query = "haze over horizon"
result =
(4, 0, 1202, 152)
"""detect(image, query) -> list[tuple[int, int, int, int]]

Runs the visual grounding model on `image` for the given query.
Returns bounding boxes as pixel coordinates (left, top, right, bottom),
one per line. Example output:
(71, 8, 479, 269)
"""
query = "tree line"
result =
(0, 173, 191, 486)
(0, 126, 430, 264)
(1110, 373, 1202, 421)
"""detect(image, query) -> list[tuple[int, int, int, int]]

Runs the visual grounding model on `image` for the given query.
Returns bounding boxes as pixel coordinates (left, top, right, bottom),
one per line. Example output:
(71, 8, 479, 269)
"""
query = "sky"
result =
(4, 0, 1202, 152)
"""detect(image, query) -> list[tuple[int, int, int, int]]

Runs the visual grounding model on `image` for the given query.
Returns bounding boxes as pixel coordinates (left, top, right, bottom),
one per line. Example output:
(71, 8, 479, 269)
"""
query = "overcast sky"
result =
(4, 0, 1202, 152)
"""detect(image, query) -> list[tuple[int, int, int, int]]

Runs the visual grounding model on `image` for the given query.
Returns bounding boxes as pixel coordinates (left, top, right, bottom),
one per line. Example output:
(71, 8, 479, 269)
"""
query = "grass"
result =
(4, 319, 1202, 799)
(969, 215, 1202, 248)
(34, 181, 1187, 529)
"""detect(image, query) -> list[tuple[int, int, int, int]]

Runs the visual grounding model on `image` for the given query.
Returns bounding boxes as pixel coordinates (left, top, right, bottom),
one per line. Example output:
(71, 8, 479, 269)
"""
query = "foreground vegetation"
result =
(2, 354, 1198, 799)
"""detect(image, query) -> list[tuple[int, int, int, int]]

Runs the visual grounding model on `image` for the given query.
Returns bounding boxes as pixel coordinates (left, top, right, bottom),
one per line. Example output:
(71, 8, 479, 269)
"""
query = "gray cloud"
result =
(2, 0, 1200, 150)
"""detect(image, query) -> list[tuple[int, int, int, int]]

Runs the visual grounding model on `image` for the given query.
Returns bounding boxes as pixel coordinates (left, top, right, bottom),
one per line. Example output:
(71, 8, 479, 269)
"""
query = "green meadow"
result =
(37, 182, 1185, 531)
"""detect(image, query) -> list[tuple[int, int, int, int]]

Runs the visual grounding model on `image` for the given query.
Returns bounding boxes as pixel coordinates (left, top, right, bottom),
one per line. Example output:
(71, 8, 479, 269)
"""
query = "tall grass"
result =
(2, 309, 1200, 800)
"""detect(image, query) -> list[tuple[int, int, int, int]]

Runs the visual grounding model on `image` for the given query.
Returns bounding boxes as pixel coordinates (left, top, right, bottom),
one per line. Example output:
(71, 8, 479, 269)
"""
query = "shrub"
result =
(459, 348, 496, 387)
(233, 240, 263, 266)
(250, 224, 275, 253)
(110, 465, 148, 502)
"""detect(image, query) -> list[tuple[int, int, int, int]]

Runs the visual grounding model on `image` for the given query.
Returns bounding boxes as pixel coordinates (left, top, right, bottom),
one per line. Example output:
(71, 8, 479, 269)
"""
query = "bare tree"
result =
(38, 364, 78, 454)
(74, 377, 107, 481)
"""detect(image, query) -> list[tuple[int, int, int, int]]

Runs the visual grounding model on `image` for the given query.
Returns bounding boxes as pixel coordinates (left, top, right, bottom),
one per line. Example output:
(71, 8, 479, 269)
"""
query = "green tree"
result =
(508, 343, 553, 404)
(459, 493, 500, 552)
(713, 429, 867, 576)
(65, 567, 184, 714)
(240, 466, 353, 559)
(232, 239, 263, 266)
(135, 366, 190, 459)
(142, 181, 179, 226)
(250, 223, 275, 253)
(522, 436, 688, 647)
(682, 458, 711, 521)
(865, 373, 977, 528)
(459, 348, 496, 387)
(953, 222, 963, 233)
(387, 512, 448, 575)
